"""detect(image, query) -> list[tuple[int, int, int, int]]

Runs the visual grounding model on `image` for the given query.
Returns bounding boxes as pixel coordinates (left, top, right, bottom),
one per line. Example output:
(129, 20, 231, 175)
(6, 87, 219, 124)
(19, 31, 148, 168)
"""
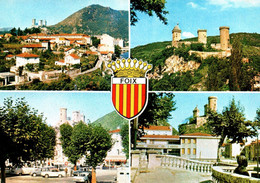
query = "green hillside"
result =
(49, 4, 128, 40)
(92, 111, 128, 131)
(131, 32, 260, 91)
(131, 33, 260, 61)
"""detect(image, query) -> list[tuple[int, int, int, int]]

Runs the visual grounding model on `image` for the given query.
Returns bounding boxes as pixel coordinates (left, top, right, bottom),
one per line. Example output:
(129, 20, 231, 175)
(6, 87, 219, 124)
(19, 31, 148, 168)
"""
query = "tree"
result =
(131, 0, 168, 26)
(120, 123, 129, 159)
(10, 28, 16, 36)
(131, 93, 176, 148)
(91, 37, 100, 48)
(207, 98, 256, 161)
(17, 27, 23, 36)
(0, 98, 55, 183)
(114, 45, 122, 58)
(60, 123, 83, 171)
(84, 124, 112, 183)
(60, 122, 112, 183)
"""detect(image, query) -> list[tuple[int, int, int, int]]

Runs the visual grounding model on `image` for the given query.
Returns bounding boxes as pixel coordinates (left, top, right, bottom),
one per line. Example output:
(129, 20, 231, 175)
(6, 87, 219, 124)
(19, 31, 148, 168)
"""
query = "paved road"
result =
(5, 169, 117, 183)
(133, 167, 212, 183)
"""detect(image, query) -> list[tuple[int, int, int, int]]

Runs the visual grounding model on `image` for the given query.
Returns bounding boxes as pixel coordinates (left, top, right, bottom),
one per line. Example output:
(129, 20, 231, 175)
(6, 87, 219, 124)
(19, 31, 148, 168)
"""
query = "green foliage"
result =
(120, 123, 129, 159)
(178, 123, 211, 135)
(131, 0, 168, 25)
(207, 98, 256, 161)
(25, 63, 35, 72)
(51, 4, 128, 40)
(206, 57, 230, 91)
(114, 45, 122, 58)
(190, 43, 204, 51)
(93, 111, 128, 131)
(150, 71, 199, 91)
(85, 124, 112, 170)
(0, 98, 56, 182)
(91, 37, 100, 48)
(138, 93, 176, 127)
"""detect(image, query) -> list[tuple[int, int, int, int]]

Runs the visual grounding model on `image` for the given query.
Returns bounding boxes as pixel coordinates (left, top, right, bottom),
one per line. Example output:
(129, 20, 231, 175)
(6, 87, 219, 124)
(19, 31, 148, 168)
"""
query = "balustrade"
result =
(159, 155, 213, 173)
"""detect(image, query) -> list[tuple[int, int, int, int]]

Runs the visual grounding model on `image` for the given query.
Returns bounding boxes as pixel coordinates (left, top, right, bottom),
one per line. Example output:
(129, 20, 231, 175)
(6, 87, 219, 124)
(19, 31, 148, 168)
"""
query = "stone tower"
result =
(208, 96, 217, 112)
(32, 19, 36, 27)
(59, 108, 67, 125)
(219, 26, 230, 50)
(172, 23, 181, 46)
(197, 29, 207, 44)
(193, 106, 199, 118)
(204, 104, 208, 116)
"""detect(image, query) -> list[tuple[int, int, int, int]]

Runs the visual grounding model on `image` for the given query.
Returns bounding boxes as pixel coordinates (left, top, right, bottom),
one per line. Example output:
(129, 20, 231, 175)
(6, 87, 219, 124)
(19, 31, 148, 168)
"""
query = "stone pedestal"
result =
(131, 150, 141, 168)
(147, 150, 161, 169)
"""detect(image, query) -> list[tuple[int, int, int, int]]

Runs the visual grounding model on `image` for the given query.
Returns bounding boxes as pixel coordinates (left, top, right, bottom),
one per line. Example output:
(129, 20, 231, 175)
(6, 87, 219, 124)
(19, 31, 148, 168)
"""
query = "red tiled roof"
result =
(17, 36, 29, 40)
(6, 54, 14, 58)
(59, 60, 65, 63)
(69, 53, 80, 59)
(16, 53, 39, 58)
(142, 135, 179, 139)
(98, 44, 105, 47)
(143, 126, 171, 131)
(100, 51, 109, 55)
(23, 44, 43, 48)
(181, 133, 212, 137)
(65, 48, 72, 52)
(86, 51, 98, 55)
(110, 129, 120, 133)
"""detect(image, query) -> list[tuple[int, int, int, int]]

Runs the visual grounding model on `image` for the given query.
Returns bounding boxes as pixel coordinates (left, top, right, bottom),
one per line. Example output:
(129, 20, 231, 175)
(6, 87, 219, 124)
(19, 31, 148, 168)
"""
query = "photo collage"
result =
(0, 0, 260, 183)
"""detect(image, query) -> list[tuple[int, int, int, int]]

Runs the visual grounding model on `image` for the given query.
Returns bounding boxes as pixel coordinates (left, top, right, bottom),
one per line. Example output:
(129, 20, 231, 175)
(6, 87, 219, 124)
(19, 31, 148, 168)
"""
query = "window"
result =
(193, 148, 196, 155)
(187, 139, 191, 144)
(181, 139, 185, 144)
(182, 148, 185, 155)
(187, 148, 191, 155)
(193, 139, 196, 144)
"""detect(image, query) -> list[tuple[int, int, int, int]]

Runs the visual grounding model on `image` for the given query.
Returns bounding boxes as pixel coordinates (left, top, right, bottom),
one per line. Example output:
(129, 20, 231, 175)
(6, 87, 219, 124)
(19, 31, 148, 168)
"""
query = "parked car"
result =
(73, 167, 90, 176)
(10, 167, 22, 176)
(41, 168, 65, 178)
(73, 171, 92, 183)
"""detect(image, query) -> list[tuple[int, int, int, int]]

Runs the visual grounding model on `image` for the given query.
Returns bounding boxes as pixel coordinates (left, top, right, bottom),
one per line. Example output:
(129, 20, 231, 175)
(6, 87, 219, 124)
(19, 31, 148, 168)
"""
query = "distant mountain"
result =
(0, 27, 12, 31)
(92, 111, 128, 131)
(50, 4, 128, 40)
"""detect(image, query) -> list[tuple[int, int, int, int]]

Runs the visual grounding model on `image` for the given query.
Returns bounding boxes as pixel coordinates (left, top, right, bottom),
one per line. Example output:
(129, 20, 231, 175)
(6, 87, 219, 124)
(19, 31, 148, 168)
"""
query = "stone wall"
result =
(212, 166, 260, 183)
(163, 55, 200, 74)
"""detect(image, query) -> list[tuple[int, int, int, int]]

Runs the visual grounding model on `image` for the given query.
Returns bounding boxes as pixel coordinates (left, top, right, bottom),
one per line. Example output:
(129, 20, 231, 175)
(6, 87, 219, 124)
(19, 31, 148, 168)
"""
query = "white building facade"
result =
(16, 53, 40, 67)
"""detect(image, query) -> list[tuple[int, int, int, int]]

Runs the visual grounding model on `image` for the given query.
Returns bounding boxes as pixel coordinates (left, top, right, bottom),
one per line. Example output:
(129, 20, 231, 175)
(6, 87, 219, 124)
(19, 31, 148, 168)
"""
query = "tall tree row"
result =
(0, 98, 56, 183)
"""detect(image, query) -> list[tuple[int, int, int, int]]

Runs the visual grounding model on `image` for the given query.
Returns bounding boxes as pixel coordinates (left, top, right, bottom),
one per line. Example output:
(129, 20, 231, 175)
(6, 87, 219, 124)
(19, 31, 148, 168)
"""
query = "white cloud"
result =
(207, 0, 260, 9)
(187, 2, 198, 8)
(182, 32, 195, 39)
(187, 2, 206, 10)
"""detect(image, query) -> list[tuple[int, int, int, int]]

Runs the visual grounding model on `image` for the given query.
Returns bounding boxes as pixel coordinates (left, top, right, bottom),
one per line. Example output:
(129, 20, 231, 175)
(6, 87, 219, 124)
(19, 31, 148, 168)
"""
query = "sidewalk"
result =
(133, 167, 212, 183)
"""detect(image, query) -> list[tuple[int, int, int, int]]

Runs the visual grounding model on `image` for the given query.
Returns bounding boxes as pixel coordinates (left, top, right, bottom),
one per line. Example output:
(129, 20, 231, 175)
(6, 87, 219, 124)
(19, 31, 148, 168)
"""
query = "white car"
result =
(10, 167, 22, 176)
(73, 171, 92, 183)
(41, 168, 65, 178)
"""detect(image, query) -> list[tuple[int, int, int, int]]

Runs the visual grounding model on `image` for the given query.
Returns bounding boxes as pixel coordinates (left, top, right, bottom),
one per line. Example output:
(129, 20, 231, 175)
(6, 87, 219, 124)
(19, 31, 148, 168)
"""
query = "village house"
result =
(105, 129, 127, 167)
(15, 53, 40, 67)
(22, 43, 48, 53)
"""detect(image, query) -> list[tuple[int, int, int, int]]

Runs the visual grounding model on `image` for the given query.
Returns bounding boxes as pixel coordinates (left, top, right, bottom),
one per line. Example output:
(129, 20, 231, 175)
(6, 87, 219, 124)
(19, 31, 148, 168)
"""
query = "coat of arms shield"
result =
(107, 58, 152, 120)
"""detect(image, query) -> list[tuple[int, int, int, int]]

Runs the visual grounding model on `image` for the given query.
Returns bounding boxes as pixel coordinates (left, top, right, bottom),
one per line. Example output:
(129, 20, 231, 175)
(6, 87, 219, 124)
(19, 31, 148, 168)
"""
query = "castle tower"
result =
(193, 106, 199, 118)
(59, 108, 67, 125)
(172, 23, 181, 46)
(39, 20, 43, 27)
(204, 104, 208, 116)
(32, 19, 36, 27)
(208, 96, 217, 112)
(197, 29, 207, 44)
(219, 26, 230, 50)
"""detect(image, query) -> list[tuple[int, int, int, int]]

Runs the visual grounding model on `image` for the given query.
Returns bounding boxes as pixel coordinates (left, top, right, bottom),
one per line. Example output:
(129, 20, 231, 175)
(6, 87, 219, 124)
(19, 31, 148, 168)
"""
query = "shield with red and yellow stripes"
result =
(108, 58, 152, 120)
(112, 77, 148, 119)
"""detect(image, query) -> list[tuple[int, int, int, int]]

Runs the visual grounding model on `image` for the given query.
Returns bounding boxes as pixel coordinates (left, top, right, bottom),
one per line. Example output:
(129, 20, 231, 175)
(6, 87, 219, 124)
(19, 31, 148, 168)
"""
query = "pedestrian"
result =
(65, 167, 68, 177)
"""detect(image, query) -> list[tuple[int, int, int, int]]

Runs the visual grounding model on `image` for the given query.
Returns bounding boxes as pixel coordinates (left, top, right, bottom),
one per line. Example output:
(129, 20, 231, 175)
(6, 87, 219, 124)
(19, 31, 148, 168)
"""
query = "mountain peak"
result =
(50, 4, 128, 40)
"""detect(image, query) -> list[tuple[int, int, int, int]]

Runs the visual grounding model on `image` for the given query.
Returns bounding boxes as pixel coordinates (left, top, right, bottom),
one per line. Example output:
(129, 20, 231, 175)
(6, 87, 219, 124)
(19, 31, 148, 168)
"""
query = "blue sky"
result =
(131, 0, 260, 48)
(169, 92, 260, 131)
(0, 0, 129, 29)
(0, 92, 115, 126)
